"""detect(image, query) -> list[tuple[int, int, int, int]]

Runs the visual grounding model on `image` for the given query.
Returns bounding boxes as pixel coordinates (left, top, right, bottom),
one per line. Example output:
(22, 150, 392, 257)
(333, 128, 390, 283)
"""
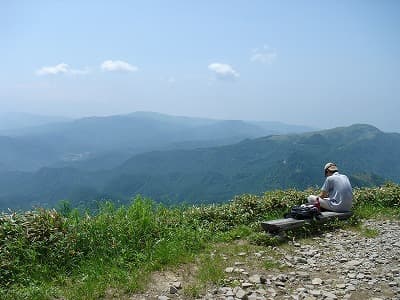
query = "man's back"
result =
(322, 172, 353, 212)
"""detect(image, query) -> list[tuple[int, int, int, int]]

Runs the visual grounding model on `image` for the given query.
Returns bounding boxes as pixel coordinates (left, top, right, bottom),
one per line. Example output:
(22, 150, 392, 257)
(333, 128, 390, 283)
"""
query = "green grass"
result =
(183, 284, 203, 299)
(197, 254, 225, 285)
(354, 202, 400, 220)
(1, 184, 400, 299)
(184, 251, 225, 297)
(263, 258, 281, 270)
(0, 197, 209, 299)
(360, 227, 380, 238)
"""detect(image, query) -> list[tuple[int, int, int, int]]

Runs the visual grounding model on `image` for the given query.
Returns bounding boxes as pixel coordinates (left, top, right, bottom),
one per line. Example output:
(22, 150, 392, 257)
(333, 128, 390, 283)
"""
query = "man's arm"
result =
(319, 177, 330, 199)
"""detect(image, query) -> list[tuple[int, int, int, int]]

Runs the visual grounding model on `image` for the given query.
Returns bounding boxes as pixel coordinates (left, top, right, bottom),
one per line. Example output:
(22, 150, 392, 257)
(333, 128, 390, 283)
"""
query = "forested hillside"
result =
(0, 124, 398, 210)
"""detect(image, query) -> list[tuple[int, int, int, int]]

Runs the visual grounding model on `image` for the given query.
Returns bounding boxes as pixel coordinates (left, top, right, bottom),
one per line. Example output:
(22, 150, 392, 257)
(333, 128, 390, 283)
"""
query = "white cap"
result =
(324, 162, 338, 172)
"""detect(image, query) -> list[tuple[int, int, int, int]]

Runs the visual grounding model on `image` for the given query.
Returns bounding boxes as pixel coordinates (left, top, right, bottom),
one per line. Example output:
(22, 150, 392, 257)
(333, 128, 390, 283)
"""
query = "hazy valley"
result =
(0, 112, 398, 210)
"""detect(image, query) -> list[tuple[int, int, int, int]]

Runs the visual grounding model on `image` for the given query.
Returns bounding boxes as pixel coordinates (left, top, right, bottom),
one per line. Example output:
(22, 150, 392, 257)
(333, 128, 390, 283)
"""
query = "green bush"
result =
(0, 209, 79, 286)
(353, 182, 400, 208)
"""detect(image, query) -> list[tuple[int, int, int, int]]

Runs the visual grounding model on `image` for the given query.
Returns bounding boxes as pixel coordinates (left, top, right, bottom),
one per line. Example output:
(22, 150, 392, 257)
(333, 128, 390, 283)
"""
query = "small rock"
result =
(260, 275, 267, 284)
(296, 271, 310, 279)
(277, 274, 288, 282)
(256, 288, 267, 295)
(172, 281, 182, 289)
(336, 283, 346, 289)
(347, 273, 357, 279)
(249, 274, 261, 284)
(322, 291, 337, 299)
(225, 267, 234, 273)
(346, 260, 362, 267)
(295, 257, 308, 264)
(309, 289, 321, 296)
(242, 282, 253, 288)
(275, 281, 285, 287)
(346, 285, 356, 292)
(356, 273, 365, 279)
(169, 285, 178, 294)
(391, 268, 400, 273)
(235, 288, 247, 299)
(247, 294, 257, 300)
(266, 288, 277, 297)
(311, 278, 323, 285)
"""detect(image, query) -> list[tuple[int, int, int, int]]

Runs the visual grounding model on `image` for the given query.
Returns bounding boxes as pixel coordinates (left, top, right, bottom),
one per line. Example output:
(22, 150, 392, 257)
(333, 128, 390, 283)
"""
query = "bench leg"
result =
(266, 230, 287, 242)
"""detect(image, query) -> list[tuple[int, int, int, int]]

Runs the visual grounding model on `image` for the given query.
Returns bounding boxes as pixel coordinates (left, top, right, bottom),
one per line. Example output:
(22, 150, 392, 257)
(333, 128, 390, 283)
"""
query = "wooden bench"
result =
(261, 211, 353, 234)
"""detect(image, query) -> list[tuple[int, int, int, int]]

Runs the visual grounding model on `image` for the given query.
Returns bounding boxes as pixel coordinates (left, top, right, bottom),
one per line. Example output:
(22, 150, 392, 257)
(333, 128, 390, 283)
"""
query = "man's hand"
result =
(319, 190, 328, 198)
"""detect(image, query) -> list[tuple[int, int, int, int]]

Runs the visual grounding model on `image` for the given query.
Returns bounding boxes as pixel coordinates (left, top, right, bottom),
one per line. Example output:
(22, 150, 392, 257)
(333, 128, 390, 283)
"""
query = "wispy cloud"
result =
(100, 60, 138, 72)
(37, 60, 138, 76)
(36, 63, 89, 76)
(36, 63, 69, 76)
(251, 45, 277, 64)
(208, 63, 239, 80)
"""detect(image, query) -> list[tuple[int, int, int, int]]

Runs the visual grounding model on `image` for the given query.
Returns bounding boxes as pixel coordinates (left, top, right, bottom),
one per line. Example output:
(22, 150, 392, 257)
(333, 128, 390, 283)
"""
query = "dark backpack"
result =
(284, 205, 321, 220)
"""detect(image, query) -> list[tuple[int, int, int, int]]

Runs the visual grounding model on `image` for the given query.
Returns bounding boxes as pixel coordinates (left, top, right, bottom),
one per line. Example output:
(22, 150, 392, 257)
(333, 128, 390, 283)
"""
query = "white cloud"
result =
(101, 60, 138, 72)
(36, 63, 70, 76)
(208, 63, 239, 80)
(251, 45, 277, 64)
(36, 63, 89, 76)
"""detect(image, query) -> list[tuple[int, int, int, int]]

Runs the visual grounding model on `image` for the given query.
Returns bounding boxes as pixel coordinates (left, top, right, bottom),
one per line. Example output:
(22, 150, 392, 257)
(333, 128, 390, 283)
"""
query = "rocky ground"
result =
(128, 219, 400, 300)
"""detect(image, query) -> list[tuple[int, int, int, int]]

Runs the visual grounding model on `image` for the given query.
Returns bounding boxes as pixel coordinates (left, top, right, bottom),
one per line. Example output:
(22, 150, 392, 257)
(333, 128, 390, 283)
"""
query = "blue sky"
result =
(1, 0, 399, 131)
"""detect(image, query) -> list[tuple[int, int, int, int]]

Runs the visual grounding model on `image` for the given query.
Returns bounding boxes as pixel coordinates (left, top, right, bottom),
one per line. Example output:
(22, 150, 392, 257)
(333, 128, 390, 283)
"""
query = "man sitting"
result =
(308, 162, 353, 212)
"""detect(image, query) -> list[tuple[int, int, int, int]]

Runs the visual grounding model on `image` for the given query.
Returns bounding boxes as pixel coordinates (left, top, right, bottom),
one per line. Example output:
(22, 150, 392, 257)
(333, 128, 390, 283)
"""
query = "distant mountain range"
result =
(0, 111, 314, 172)
(1, 122, 398, 210)
(0, 112, 72, 132)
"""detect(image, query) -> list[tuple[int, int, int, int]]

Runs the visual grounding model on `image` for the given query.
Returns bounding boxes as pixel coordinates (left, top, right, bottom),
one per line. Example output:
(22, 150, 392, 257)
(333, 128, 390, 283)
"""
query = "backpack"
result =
(284, 205, 321, 220)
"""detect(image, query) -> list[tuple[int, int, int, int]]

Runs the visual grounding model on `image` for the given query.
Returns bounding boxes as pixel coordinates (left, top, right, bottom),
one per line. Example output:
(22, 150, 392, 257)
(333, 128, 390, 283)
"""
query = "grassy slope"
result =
(0, 183, 399, 299)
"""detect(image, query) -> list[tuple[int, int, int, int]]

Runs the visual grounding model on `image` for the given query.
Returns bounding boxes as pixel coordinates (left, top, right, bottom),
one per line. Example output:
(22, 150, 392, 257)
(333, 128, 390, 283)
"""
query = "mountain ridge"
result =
(0, 111, 315, 172)
(0, 123, 397, 210)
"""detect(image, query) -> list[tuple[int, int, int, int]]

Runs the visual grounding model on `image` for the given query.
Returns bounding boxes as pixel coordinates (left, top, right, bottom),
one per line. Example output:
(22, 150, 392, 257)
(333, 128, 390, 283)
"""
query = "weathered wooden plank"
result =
(261, 211, 353, 234)
(261, 218, 305, 233)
